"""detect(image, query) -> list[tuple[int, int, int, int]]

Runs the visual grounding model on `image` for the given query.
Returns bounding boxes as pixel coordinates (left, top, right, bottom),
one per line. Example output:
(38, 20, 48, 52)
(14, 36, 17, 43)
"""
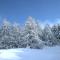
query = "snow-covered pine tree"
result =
(0, 19, 21, 49)
(42, 24, 56, 46)
(0, 19, 12, 49)
(22, 16, 43, 49)
(57, 24, 60, 44)
(10, 22, 21, 48)
(51, 24, 60, 45)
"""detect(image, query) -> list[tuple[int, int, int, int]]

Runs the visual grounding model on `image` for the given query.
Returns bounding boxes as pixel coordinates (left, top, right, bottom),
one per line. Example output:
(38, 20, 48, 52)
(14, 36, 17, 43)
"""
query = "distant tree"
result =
(51, 24, 60, 45)
(11, 22, 21, 48)
(0, 20, 21, 49)
(0, 19, 12, 49)
(42, 24, 56, 46)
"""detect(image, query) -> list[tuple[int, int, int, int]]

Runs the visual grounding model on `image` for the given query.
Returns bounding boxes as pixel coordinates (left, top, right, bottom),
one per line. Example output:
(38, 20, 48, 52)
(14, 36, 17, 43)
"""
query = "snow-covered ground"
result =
(0, 46, 60, 60)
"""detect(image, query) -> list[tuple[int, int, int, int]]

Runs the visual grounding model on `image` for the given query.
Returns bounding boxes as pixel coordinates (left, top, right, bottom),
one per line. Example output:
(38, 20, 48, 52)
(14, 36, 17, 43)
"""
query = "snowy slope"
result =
(0, 46, 60, 60)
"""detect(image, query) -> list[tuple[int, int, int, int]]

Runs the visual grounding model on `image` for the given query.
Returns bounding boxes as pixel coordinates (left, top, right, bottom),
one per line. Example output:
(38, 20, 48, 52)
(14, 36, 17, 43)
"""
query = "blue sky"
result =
(0, 0, 60, 25)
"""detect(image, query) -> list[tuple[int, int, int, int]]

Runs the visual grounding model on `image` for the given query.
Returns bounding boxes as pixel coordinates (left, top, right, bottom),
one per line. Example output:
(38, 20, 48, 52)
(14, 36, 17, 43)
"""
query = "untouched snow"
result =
(0, 46, 60, 60)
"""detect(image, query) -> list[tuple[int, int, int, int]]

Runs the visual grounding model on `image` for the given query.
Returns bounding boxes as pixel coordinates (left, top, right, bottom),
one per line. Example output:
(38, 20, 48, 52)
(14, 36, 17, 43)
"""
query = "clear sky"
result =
(0, 0, 60, 25)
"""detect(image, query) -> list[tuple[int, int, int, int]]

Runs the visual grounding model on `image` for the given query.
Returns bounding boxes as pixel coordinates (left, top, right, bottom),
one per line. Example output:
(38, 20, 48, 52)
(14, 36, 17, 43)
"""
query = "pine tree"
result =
(51, 24, 60, 45)
(9, 22, 22, 48)
(22, 16, 43, 49)
(42, 24, 56, 46)
(0, 19, 12, 49)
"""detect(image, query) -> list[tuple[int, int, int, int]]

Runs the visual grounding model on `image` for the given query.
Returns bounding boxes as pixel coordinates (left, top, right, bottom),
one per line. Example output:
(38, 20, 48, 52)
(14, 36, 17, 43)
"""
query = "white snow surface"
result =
(0, 46, 60, 60)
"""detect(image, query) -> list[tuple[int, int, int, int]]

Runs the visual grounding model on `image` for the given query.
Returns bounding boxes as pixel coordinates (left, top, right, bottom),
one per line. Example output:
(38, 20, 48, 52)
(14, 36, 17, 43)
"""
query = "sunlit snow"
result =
(0, 49, 23, 60)
(0, 46, 60, 60)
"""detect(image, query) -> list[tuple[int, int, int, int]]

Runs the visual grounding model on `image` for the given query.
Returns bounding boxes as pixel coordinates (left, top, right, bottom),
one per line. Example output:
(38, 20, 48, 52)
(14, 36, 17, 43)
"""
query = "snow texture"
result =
(0, 46, 60, 60)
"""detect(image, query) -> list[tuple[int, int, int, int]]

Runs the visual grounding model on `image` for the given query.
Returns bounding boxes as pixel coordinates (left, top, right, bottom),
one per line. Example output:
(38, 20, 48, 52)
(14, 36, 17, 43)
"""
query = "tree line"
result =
(0, 17, 60, 49)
